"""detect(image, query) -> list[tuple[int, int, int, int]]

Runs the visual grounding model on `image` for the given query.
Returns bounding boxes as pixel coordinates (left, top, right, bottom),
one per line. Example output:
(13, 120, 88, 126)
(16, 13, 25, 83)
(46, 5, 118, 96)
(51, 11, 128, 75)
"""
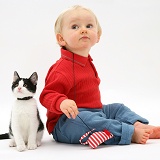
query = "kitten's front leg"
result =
(12, 132, 26, 151)
(12, 121, 26, 151)
(27, 117, 38, 150)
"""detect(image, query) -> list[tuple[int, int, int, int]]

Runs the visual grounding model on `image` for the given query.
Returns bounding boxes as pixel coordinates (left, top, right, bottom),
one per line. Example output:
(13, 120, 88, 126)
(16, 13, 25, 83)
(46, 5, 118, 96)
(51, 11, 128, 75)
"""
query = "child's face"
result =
(57, 9, 100, 55)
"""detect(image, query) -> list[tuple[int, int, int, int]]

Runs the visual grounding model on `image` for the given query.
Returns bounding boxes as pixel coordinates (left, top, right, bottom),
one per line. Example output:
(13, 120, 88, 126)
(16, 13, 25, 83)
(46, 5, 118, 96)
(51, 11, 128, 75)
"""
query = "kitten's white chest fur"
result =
(11, 99, 38, 142)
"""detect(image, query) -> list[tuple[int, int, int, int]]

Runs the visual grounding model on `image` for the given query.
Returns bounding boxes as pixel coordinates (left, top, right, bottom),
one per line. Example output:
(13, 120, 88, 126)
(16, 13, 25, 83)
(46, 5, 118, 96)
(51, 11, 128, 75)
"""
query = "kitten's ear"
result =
(29, 72, 38, 85)
(13, 71, 20, 82)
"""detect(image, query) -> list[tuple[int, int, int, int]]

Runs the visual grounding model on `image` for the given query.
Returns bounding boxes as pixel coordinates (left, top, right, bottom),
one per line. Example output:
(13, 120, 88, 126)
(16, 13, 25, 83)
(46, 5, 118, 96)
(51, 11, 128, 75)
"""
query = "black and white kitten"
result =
(0, 71, 44, 152)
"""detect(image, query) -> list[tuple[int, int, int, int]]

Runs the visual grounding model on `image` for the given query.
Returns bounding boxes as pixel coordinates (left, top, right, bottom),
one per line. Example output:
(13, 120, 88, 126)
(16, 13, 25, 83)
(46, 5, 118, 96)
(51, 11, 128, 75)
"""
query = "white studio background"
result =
(0, 0, 160, 130)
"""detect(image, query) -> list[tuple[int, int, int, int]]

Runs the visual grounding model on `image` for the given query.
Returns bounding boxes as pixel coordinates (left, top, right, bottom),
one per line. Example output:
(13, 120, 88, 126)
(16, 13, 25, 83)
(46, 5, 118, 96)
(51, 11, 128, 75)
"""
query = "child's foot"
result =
(149, 127, 160, 139)
(134, 121, 160, 139)
(131, 128, 152, 144)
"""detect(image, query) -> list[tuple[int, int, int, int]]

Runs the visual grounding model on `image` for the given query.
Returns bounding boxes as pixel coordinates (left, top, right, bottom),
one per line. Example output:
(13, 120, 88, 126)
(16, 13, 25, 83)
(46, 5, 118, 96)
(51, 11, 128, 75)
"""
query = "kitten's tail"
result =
(0, 133, 10, 140)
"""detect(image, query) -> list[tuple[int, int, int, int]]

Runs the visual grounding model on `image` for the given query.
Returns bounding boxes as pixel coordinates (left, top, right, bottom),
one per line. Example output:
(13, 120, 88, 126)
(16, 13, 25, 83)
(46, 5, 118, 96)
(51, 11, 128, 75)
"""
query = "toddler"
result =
(40, 5, 160, 146)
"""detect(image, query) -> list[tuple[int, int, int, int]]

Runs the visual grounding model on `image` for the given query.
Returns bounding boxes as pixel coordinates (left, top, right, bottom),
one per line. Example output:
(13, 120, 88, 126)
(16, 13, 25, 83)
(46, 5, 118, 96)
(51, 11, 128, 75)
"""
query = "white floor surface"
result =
(1, 91, 160, 160)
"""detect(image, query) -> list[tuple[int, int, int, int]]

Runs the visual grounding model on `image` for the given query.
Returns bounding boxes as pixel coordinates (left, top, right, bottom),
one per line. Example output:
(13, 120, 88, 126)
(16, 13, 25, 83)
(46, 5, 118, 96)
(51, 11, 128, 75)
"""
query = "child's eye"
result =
(71, 25, 79, 30)
(86, 24, 93, 28)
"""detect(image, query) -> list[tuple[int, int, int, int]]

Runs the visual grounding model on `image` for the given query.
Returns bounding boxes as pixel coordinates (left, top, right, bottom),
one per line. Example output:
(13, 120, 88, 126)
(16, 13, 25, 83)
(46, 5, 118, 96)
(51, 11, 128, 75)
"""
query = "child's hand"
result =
(60, 99, 79, 119)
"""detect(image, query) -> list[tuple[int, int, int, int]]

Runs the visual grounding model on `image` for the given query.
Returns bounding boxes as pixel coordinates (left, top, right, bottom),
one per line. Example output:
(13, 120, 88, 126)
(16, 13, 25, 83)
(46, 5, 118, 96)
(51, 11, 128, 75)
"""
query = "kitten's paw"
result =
(27, 143, 37, 150)
(17, 145, 26, 152)
(9, 140, 16, 147)
(37, 141, 41, 147)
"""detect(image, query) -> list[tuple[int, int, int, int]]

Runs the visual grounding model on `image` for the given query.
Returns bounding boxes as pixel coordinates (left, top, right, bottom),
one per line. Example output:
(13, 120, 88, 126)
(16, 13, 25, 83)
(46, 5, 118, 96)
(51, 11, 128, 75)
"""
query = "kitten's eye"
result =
(86, 24, 93, 28)
(14, 83, 18, 87)
(23, 84, 27, 87)
(71, 25, 79, 30)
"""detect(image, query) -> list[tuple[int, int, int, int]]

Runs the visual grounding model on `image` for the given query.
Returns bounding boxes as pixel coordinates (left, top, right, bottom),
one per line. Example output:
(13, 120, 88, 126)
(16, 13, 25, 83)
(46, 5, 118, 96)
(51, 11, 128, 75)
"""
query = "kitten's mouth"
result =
(16, 90, 23, 94)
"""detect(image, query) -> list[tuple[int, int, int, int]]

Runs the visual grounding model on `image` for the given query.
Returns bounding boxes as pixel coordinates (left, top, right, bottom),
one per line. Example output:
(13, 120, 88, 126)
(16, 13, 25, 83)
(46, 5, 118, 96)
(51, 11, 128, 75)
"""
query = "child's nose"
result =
(80, 26, 87, 34)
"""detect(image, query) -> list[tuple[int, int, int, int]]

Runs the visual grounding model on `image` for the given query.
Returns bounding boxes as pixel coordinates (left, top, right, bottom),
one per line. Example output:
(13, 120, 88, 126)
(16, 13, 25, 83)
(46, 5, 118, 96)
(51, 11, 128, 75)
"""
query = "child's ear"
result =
(56, 34, 66, 46)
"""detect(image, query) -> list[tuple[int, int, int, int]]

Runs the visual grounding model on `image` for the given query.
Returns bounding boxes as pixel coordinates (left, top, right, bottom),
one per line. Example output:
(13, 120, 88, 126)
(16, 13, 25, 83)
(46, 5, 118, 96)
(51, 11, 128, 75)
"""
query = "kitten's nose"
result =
(18, 87, 21, 91)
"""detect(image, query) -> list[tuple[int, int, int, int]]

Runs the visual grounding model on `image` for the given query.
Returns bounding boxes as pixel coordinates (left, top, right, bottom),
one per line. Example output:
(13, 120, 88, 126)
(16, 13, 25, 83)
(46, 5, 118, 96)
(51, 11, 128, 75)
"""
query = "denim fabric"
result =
(52, 103, 149, 145)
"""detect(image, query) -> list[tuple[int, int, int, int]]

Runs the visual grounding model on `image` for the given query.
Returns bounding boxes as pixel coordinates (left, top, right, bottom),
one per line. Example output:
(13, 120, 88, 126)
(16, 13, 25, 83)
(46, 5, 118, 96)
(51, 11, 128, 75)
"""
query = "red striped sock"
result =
(79, 129, 113, 149)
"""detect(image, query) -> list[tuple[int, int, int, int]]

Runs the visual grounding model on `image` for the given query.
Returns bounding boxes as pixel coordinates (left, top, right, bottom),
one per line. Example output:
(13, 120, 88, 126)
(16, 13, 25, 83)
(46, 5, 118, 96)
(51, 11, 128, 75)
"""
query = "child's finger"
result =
(70, 105, 79, 118)
(68, 107, 77, 119)
(63, 109, 71, 119)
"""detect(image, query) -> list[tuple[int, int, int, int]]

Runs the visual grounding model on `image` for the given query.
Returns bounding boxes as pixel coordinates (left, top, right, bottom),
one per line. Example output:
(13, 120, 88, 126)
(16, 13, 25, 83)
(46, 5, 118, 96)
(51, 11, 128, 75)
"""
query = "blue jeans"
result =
(52, 103, 149, 145)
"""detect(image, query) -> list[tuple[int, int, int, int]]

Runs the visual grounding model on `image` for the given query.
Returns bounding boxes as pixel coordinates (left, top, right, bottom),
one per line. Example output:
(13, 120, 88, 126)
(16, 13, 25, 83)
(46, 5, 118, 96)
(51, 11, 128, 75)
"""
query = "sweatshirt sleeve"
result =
(39, 70, 72, 114)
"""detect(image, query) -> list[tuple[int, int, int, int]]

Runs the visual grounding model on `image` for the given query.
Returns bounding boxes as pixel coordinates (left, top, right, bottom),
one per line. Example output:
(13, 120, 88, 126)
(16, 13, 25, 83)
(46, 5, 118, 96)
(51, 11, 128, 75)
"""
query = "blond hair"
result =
(54, 5, 102, 37)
